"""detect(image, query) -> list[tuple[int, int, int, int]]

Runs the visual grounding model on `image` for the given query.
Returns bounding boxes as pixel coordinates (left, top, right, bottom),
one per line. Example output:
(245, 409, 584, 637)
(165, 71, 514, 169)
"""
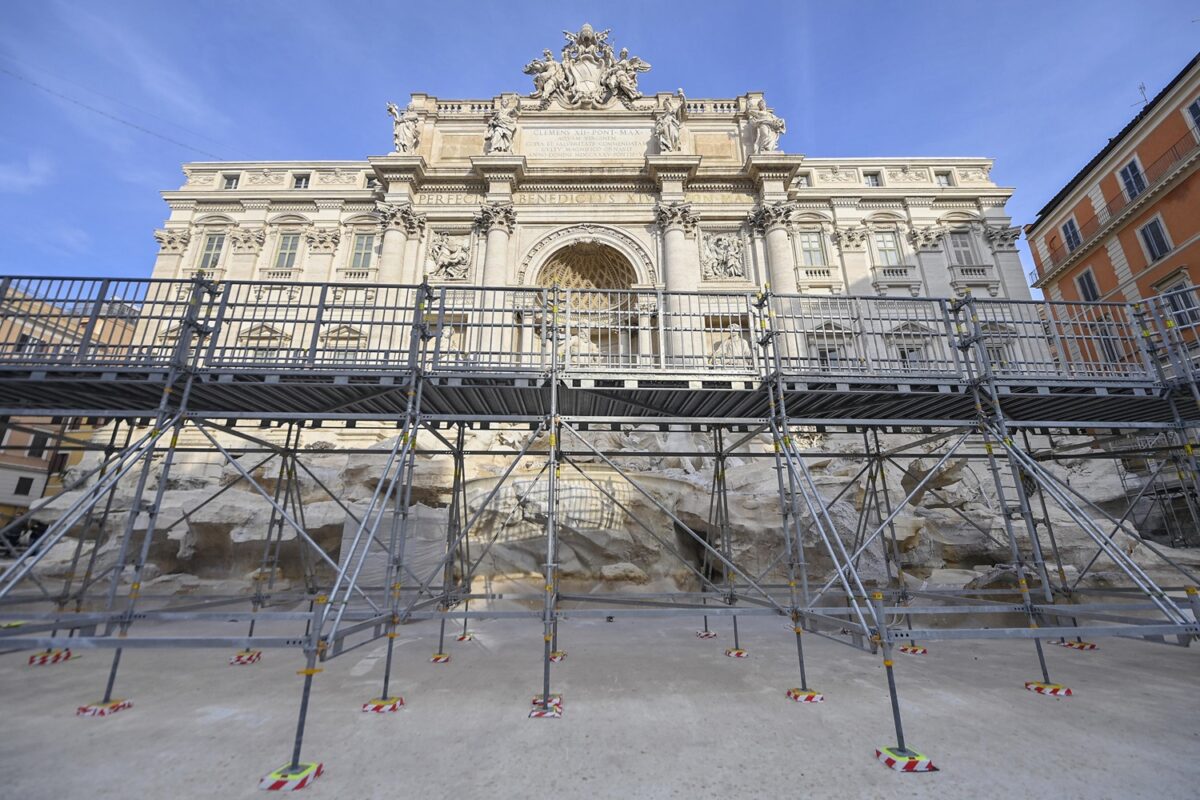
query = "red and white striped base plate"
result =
(361, 696, 405, 713)
(724, 647, 748, 658)
(259, 762, 323, 791)
(229, 650, 262, 665)
(76, 699, 132, 717)
(1058, 640, 1097, 651)
(456, 632, 474, 642)
(696, 630, 717, 639)
(528, 705, 563, 718)
(429, 653, 451, 663)
(1025, 681, 1073, 696)
(786, 687, 825, 703)
(549, 650, 567, 663)
(876, 747, 937, 772)
(898, 645, 928, 656)
(532, 693, 563, 709)
(29, 648, 73, 666)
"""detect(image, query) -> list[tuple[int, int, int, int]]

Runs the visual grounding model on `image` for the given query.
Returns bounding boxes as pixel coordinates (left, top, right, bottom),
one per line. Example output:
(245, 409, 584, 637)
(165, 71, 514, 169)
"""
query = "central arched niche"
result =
(537, 242, 636, 291)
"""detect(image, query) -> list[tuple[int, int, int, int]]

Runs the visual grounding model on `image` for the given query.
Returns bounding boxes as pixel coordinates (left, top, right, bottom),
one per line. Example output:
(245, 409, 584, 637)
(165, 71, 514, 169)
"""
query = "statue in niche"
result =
(654, 92, 685, 153)
(558, 329, 601, 366)
(524, 49, 574, 102)
(485, 96, 520, 154)
(427, 234, 470, 281)
(748, 98, 786, 153)
(602, 48, 651, 101)
(438, 325, 465, 365)
(386, 101, 420, 154)
(702, 234, 746, 280)
(710, 323, 753, 367)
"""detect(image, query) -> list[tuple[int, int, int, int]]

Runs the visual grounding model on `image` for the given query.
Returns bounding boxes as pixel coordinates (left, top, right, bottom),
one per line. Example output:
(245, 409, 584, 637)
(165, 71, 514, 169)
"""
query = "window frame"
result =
(349, 231, 376, 270)
(795, 229, 827, 267)
(197, 232, 227, 271)
(1137, 215, 1173, 263)
(794, 171, 812, 188)
(871, 229, 903, 267)
(14, 476, 34, 496)
(221, 173, 240, 190)
(274, 232, 301, 270)
(1075, 267, 1101, 302)
(292, 173, 311, 190)
(1160, 275, 1200, 326)
(1184, 96, 1200, 138)
(934, 170, 954, 188)
(1118, 156, 1147, 201)
(946, 230, 978, 266)
(863, 170, 883, 188)
(26, 432, 49, 460)
(1061, 217, 1083, 253)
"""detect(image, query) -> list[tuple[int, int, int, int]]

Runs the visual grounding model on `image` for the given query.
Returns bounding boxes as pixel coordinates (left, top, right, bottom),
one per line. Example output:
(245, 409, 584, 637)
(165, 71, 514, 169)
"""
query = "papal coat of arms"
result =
(523, 23, 651, 109)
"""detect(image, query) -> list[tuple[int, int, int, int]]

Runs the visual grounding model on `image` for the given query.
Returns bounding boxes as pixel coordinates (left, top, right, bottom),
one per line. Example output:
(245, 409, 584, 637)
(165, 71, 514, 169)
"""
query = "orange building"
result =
(1027, 52, 1200, 311)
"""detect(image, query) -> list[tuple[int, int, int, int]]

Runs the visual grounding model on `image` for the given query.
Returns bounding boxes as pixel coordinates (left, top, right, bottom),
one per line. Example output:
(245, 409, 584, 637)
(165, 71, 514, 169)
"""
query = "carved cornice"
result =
(654, 201, 699, 234)
(229, 226, 267, 254)
(906, 225, 946, 252)
(154, 228, 191, 255)
(749, 201, 796, 233)
(984, 224, 1022, 251)
(475, 202, 517, 234)
(376, 202, 426, 236)
(241, 199, 271, 211)
(303, 226, 341, 253)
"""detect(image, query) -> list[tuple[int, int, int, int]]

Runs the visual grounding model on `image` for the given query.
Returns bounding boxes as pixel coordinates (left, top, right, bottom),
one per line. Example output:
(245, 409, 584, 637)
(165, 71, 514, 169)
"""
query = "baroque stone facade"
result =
(152, 24, 1029, 301)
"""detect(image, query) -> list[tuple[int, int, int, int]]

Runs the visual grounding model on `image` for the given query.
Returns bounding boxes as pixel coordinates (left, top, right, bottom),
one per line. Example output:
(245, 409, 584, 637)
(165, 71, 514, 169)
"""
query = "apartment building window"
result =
(873, 231, 902, 266)
(815, 346, 845, 368)
(1139, 217, 1172, 262)
(349, 233, 375, 270)
(946, 231, 976, 265)
(274, 233, 300, 270)
(1075, 268, 1101, 302)
(1119, 158, 1147, 199)
(1187, 97, 1200, 133)
(1162, 278, 1200, 325)
(222, 174, 239, 190)
(15, 333, 46, 354)
(198, 233, 225, 270)
(27, 433, 48, 459)
(896, 344, 929, 368)
(49, 452, 69, 474)
(935, 171, 953, 187)
(14, 476, 33, 496)
(292, 173, 310, 189)
(863, 171, 882, 187)
(796, 231, 826, 266)
(1061, 218, 1082, 253)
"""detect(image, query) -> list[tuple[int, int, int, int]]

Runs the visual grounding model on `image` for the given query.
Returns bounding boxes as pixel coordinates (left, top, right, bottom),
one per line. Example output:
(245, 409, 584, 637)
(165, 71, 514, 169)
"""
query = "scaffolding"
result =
(1, 274, 1198, 779)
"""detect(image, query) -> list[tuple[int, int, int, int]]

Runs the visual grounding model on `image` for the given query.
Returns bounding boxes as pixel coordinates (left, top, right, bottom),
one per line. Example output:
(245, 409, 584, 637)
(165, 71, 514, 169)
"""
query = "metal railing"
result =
(0, 275, 1195, 388)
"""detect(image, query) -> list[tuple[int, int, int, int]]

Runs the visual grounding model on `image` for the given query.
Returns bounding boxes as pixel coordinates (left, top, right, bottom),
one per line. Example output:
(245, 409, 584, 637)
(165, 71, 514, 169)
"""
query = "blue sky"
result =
(1, 0, 1198, 283)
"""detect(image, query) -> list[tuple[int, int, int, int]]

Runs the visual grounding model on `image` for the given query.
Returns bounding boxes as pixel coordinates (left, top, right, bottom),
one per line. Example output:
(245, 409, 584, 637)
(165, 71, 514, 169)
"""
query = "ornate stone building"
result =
(150, 24, 1028, 307)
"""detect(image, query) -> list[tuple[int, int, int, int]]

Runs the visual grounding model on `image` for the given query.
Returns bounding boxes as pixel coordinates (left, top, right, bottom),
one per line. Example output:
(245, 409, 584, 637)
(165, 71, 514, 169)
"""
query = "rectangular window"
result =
(365, 175, 379, 189)
(873, 231, 902, 266)
(897, 345, 928, 367)
(796, 231, 826, 266)
(947, 232, 975, 265)
(222, 174, 239, 190)
(350, 233, 374, 269)
(1164, 282, 1200, 325)
(1119, 159, 1147, 199)
(14, 476, 33, 496)
(274, 233, 300, 270)
(795, 172, 812, 188)
(863, 171, 882, 187)
(815, 346, 844, 368)
(49, 452, 69, 474)
(1061, 219, 1082, 252)
(198, 233, 225, 270)
(27, 433, 48, 459)
(15, 333, 46, 354)
(1139, 218, 1171, 261)
(292, 173, 310, 189)
(935, 171, 953, 187)
(1076, 269, 1101, 302)
(1189, 98, 1200, 132)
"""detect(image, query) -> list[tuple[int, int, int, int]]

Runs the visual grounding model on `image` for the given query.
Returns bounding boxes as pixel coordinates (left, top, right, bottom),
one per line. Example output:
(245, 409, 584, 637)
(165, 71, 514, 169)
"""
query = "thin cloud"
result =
(0, 153, 53, 192)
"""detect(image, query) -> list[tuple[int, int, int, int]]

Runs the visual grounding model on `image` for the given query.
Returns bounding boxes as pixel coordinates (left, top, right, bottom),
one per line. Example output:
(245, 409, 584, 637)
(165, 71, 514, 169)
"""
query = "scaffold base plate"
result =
(876, 746, 937, 772)
(429, 653, 451, 663)
(456, 632, 474, 642)
(1025, 681, 1073, 696)
(229, 649, 262, 665)
(361, 696, 405, 713)
(1058, 640, 1097, 651)
(898, 645, 928, 655)
(786, 688, 825, 703)
(29, 648, 73, 666)
(549, 650, 567, 663)
(260, 762, 324, 791)
(76, 699, 132, 717)
(532, 693, 563, 709)
(696, 630, 717, 639)
(724, 647, 748, 658)
(528, 704, 563, 719)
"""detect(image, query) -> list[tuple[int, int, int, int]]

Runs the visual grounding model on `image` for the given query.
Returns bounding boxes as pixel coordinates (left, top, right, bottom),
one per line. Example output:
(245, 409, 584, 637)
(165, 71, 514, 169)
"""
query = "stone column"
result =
(153, 229, 191, 280)
(751, 202, 798, 295)
(303, 226, 340, 283)
(477, 202, 516, 286)
(475, 202, 517, 360)
(376, 202, 426, 285)
(228, 226, 266, 280)
(655, 201, 700, 365)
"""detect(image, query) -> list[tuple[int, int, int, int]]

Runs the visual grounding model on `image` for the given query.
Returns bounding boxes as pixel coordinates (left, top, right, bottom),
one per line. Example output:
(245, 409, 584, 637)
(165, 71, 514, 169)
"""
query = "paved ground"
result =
(2, 612, 1197, 799)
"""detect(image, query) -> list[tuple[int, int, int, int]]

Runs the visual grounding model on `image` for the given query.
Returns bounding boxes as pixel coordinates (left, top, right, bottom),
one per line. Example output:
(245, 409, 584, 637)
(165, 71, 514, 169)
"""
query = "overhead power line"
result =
(0, 64, 224, 160)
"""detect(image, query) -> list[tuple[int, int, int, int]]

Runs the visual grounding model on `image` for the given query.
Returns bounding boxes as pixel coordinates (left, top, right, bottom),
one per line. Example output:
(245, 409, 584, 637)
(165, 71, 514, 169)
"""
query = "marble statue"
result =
(486, 96, 520, 154)
(527, 24, 652, 108)
(748, 98, 785, 153)
(524, 50, 573, 102)
(602, 48, 651, 101)
(428, 234, 470, 280)
(702, 233, 746, 280)
(709, 324, 753, 367)
(655, 93, 684, 153)
(561, 23, 612, 61)
(386, 101, 420, 154)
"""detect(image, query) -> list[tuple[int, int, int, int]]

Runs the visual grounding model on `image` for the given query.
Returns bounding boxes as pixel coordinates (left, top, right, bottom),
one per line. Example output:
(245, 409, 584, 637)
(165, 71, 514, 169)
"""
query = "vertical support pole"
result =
(535, 286, 562, 714)
(870, 592, 907, 754)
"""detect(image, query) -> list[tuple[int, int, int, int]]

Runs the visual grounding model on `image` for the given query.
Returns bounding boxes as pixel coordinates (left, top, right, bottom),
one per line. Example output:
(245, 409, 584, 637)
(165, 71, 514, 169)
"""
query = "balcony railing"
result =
(1038, 127, 1200, 276)
(0, 275, 1192, 388)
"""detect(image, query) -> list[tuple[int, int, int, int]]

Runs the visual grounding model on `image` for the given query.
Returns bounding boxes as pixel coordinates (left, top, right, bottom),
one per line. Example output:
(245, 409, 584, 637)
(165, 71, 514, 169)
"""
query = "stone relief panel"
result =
(426, 232, 474, 281)
(887, 166, 931, 184)
(815, 166, 858, 184)
(246, 169, 286, 186)
(700, 232, 747, 280)
(316, 169, 362, 186)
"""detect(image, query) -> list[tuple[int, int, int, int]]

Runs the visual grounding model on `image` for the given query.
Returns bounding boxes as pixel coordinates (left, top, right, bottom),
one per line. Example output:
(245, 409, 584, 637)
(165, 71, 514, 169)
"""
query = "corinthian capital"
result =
(984, 224, 1021, 251)
(749, 201, 796, 233)
(832, 225, 870, 251)
(476, 202, 517, 234)
(303, 225, 341, 253)
(229, 226, 267, 254)
(654, 201, 698, 234)
(153, 227, 191, 254)
(906, 225, 946, 252)
(376, 201, 426, 236)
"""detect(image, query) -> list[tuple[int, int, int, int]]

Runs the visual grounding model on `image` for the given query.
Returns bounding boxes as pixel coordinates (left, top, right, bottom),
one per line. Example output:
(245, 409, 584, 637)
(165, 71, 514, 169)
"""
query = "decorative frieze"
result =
(154, 228, 191, 254)
(887, 166, 931, 183)
(316, 169, 362, 186)
(816, 166, 858, 184)
(247, 169, 285, 186)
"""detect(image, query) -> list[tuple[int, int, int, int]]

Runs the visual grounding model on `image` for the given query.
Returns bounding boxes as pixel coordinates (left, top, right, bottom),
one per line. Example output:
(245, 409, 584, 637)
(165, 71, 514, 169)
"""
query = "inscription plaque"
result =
(520, 127, 651, 160)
